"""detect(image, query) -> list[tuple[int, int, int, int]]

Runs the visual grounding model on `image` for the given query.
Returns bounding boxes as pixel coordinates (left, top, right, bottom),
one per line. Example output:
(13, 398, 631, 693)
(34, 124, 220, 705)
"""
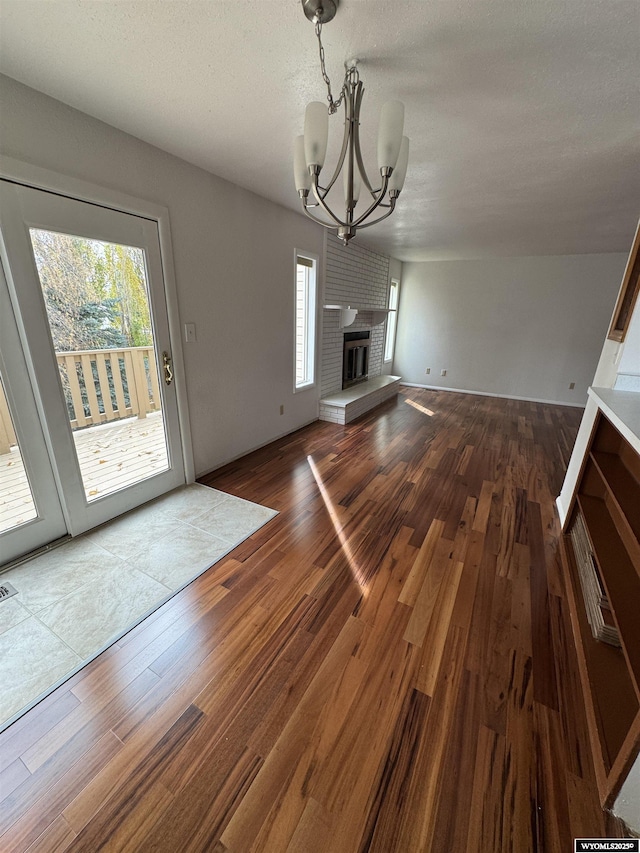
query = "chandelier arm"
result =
(355, 199, 397, 229)
(322, 90, 351, 196)
(301, 203, 342, 229)
(311, 173, 346, 226)
(352, 173, 390, 227)
(345, 84, 357, 219)
(353, 84, 376, 197)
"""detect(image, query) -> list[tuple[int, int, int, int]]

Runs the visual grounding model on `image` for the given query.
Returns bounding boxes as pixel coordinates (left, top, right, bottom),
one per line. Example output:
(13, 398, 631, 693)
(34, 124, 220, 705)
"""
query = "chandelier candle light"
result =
(294, 0, 410, 245)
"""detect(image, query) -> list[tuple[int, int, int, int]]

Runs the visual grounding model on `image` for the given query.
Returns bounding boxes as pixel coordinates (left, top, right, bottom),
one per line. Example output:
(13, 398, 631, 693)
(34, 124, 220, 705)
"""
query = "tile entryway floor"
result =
(0, 484, 277, 729)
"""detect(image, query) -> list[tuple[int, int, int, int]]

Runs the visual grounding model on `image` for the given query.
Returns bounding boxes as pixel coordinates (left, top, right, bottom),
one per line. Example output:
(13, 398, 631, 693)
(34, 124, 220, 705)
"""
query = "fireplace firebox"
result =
(343, 331, 370, 389)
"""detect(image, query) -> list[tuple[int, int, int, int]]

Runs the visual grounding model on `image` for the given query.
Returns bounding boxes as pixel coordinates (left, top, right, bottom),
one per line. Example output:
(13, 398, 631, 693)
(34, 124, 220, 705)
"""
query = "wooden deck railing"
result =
(0, 346, 161, 454)
(0, 381, 17, 455)
(57, 346, 161, 430)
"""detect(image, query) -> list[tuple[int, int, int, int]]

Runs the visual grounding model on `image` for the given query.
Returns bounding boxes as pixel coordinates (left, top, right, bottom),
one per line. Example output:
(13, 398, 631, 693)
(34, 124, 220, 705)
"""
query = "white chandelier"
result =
(294, 0, 410, 246)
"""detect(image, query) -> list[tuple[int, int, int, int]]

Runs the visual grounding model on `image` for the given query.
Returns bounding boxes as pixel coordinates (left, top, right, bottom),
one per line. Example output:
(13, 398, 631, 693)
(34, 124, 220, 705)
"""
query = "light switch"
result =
(184, 323, 196, 343)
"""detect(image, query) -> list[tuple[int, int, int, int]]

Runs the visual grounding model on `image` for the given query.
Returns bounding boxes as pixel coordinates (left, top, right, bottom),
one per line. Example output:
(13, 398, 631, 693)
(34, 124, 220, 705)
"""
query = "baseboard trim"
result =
(399, 382, 586, 409)
(197, 417, 320, 480)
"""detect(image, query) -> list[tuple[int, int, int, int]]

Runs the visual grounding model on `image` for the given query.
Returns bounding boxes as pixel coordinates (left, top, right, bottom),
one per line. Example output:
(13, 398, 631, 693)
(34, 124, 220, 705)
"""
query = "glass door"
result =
(0, 181, 185, 544)
(0, 260, 67, 565)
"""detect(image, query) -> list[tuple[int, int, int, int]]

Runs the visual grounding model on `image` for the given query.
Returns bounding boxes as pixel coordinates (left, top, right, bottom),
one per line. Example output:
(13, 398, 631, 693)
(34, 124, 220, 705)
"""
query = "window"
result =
(608, 218, 640, 343)
(384, 279, 399, 363)
(295, 253, 317, 390)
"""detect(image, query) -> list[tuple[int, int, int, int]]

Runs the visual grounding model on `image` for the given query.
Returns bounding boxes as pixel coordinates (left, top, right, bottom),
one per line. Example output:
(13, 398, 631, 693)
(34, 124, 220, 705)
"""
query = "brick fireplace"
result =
(319, 233, 400, 425)
(320, 233, 389, 398)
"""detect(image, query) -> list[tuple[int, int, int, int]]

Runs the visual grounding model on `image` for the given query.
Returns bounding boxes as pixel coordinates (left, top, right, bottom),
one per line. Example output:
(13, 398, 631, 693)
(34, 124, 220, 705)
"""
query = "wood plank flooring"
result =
(0, 387, 628, 851)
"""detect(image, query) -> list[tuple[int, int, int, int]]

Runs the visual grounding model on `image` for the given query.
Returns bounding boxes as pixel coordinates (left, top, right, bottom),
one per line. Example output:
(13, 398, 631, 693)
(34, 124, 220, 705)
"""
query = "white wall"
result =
(618, 306, 640, 374)
(614, 302, 640, 391)
(548, 255, 634, 520)
(0, 75, 325, 475)
(394, 254, 626, 405)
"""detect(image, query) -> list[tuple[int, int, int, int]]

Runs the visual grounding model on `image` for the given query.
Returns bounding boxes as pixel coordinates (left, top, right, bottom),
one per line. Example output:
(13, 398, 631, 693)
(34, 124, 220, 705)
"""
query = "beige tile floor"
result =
(0, 483, 277, 730)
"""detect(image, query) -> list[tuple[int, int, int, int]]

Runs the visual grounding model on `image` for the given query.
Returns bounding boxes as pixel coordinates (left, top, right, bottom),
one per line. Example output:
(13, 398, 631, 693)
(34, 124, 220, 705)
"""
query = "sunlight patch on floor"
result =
(307, 454, 368, 594)
(405, 398, 435, 417)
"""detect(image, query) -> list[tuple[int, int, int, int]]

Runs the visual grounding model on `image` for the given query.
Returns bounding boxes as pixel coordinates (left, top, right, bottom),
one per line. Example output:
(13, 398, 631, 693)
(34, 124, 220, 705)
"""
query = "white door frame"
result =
(0, 156, 195, 507)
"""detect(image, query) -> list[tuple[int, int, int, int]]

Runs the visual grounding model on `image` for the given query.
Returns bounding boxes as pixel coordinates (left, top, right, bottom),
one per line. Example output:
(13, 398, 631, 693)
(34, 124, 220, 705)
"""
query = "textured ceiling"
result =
(0, 0, 638, 260)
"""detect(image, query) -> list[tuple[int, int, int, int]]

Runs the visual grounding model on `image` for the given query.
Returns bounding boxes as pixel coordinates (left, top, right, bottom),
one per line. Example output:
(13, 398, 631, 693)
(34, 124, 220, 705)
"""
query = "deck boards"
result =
(0, 387, 629, 851)
(0, 413, 167, 534)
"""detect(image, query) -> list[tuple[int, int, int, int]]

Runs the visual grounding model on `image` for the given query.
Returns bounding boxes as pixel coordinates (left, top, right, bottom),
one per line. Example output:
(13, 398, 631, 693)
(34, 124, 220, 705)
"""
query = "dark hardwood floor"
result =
(0, 387, 628, 851)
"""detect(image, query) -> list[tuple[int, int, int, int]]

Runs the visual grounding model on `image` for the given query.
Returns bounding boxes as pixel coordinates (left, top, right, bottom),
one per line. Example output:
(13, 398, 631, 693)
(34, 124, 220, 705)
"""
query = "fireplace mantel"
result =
(324, 304, 391, 328)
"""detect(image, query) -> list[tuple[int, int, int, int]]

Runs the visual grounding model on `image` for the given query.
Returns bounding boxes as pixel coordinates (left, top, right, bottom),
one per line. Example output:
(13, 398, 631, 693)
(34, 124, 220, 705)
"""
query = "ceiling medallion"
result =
(294, 0, 409, 245)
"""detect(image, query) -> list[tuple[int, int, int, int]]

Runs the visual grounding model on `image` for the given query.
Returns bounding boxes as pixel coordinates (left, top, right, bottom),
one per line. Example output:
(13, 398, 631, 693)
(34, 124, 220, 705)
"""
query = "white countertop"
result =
(589, 386, 640, 454)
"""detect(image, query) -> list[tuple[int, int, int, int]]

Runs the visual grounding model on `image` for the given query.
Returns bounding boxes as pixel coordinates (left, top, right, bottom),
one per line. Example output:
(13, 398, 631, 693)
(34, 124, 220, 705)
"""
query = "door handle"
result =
(162, 351, 174, 385)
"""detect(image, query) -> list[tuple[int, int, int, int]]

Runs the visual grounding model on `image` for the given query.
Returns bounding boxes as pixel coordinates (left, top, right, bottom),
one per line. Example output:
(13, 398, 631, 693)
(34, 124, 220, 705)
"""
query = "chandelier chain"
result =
(314, 19, 347, 115)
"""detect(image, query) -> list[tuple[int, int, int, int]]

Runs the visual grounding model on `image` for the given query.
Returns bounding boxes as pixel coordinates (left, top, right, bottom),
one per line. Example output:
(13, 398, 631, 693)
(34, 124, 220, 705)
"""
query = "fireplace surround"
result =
(343, 331, 370, 389)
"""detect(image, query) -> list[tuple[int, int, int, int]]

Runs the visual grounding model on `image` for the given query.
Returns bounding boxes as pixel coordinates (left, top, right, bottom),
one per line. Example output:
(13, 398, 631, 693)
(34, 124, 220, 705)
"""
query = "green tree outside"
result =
(30, 229, 153, 352)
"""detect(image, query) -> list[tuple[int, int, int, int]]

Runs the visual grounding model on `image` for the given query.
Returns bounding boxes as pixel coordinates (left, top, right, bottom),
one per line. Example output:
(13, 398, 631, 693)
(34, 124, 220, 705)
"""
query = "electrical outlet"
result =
(184, 323, 196, 343)
(425, 367, 431, 374)
(569, 382, 575, 390)
(441, 369, 447, 377)
(279, 404, 284, 415)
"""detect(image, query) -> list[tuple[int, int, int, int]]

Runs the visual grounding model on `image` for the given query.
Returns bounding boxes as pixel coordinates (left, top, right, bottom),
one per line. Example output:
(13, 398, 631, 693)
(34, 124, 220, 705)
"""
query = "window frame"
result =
(607, 218, 640, 343)
(384, 278, 400, 364)
(293, 250, 318, 393)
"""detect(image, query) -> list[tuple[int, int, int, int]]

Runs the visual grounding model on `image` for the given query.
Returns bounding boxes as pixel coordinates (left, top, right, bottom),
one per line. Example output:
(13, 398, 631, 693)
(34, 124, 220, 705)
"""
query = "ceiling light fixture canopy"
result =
(294, 0, 409, 246)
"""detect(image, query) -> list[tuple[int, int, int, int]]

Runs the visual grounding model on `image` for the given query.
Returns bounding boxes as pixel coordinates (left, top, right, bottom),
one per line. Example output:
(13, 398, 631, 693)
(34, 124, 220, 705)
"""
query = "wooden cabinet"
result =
(561, 412, 640, 807)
